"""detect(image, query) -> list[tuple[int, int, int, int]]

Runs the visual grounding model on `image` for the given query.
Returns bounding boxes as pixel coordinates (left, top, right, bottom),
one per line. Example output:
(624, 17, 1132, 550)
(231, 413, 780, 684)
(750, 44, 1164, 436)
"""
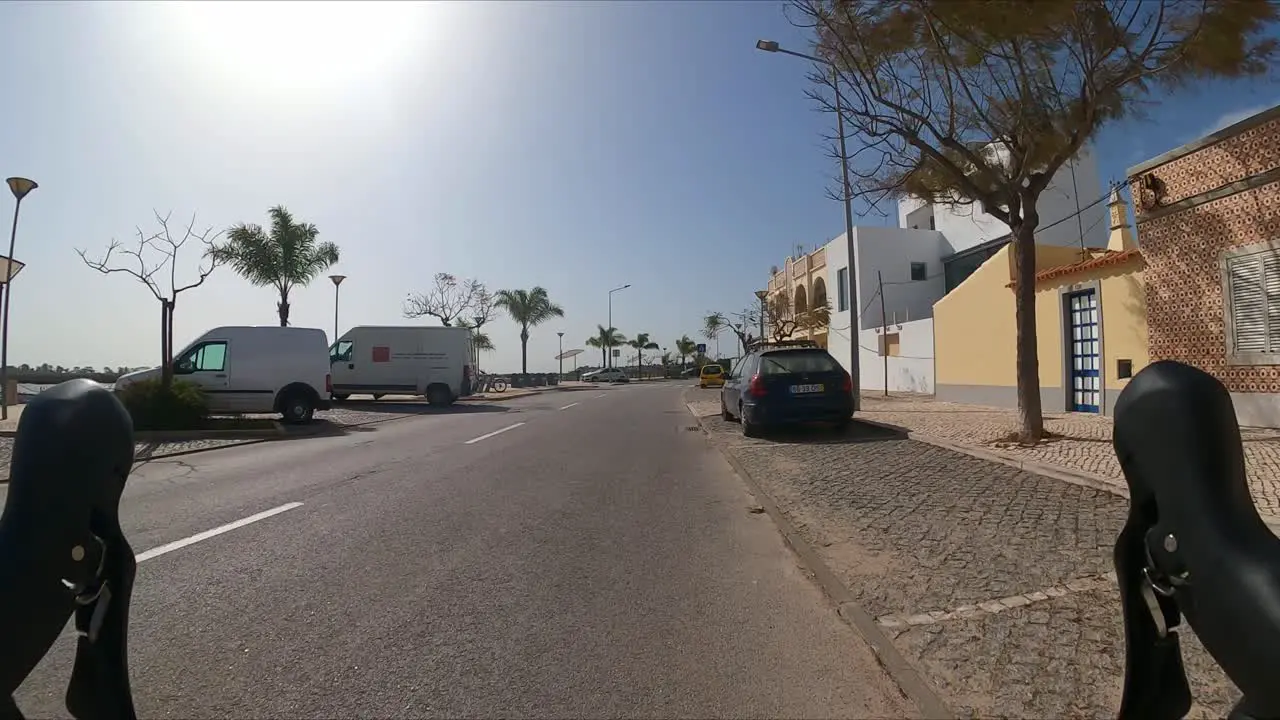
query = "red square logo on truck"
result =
(371, 346, 390, 363)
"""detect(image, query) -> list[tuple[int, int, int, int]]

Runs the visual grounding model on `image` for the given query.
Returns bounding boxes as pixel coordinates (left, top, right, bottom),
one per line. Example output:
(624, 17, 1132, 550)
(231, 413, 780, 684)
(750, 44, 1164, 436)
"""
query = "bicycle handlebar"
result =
(1113, 360, 1280, 719)
(0, 379, 138, 720)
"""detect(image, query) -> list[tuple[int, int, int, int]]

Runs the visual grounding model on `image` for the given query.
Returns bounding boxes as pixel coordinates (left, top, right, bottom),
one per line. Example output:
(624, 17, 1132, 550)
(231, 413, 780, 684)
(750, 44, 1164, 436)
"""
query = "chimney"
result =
(1105, 185, 1137, 252)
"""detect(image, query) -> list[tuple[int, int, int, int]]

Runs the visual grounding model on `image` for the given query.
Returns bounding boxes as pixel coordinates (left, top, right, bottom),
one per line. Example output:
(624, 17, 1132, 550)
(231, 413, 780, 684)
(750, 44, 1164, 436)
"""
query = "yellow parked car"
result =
(699, 364, 725, 388)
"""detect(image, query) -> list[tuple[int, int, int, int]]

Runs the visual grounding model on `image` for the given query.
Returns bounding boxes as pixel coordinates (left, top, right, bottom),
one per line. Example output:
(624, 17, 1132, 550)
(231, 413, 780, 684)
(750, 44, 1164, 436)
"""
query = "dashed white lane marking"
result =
(464, 422, 526, 445)
(594, 393, 608, 398)
(136, 502, 304, 563)
(559, 402, 579, 410)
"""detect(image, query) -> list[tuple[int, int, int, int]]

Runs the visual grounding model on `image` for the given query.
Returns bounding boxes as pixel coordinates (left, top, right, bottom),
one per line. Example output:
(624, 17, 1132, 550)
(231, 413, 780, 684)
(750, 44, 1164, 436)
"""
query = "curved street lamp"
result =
(607, 284, 631, 368)
(1, 178, 37, 420)
(328, 274, 346, 345)
(755, 39, 860, 410)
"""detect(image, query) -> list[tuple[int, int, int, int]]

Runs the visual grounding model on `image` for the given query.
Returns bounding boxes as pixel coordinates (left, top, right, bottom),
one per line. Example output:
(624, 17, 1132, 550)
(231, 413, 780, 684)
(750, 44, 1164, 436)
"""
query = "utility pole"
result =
(878, 270, 888, 397)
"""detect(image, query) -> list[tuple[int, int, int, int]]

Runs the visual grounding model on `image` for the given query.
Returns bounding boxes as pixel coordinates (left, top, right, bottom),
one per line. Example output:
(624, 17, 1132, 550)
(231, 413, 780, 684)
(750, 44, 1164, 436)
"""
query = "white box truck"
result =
(114, 326, 333, 423)
(329, 326, 473, 405)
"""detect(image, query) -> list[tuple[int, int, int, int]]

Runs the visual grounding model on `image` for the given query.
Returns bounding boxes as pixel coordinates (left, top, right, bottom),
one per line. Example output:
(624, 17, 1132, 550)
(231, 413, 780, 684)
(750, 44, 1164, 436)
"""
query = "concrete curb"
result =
(458, 391, 540, 403)
(132, 425, 287, 443)
(685, 405, 954, 720)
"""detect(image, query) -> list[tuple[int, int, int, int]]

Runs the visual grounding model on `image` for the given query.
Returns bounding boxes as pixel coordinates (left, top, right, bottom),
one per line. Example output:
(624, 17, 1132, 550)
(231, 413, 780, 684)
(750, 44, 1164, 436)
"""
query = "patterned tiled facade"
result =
(1131, 111, 1280, 393)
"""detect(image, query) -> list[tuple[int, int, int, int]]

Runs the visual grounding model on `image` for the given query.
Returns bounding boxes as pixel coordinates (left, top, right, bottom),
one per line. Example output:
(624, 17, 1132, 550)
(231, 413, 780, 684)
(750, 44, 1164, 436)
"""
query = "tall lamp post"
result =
(756, 40, 860, 411)
(557, 332, 565, 378)
(1, 178, 37, 421)
(328, 274, 346, 345)
(607, 283, 630, 368)
(754, 289, 768, 346)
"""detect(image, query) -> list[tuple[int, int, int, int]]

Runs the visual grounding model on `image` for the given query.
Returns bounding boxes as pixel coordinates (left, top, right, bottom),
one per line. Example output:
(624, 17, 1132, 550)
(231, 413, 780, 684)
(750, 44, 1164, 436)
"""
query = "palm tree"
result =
(494, 286, 564, 373)
(627, 332, 660, 380)
(471, 331, 494, 373)
(585, 325, 625, 368)
(675, 335, 698, 371)
(208, 205, 339, 326)
(703, 313, 727, 357)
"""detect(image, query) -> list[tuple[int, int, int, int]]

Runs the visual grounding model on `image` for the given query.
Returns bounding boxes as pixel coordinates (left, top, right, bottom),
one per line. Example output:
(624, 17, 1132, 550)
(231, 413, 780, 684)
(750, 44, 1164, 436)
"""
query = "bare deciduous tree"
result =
(761, 287, 830, 342)
(77, 211, 222, 389)
(791, 0, 1277, 440)
(403, 273, 486, 327)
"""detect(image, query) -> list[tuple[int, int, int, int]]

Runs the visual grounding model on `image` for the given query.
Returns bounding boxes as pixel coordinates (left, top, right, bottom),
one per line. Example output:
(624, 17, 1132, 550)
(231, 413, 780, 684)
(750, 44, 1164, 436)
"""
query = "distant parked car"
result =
(699, 364, 725, 389)
(720, 341, 852, 437)
(583, 367, 628, 383)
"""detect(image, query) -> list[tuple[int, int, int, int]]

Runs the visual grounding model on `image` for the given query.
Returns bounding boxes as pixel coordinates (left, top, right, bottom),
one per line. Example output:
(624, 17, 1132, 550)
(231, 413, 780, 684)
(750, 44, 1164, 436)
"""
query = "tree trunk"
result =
(278, 288, 291, 327)
(520, 328, 530, 373)
(160, 300, 173, 390)
(1012, 221, 1045, 443)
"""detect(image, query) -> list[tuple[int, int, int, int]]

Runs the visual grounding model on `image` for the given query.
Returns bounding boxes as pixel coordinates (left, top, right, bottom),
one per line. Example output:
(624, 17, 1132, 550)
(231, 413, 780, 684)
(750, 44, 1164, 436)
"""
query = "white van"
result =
(330, 325, 473, 405)
(115, 326, 333, 423)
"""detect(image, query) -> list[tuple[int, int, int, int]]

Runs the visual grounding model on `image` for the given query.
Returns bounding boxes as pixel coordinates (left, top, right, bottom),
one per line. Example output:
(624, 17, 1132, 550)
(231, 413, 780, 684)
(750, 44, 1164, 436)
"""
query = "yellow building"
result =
(765, 245, 829, 347)
(933, 188, 1148, 415)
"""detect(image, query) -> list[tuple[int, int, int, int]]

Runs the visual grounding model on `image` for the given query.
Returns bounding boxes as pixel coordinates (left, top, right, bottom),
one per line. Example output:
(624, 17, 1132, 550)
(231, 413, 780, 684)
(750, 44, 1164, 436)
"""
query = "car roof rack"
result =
(746, 339, 820, 351)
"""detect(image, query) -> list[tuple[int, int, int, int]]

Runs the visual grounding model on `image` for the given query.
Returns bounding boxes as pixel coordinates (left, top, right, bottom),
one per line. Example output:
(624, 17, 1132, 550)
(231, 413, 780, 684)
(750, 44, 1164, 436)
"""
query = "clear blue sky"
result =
(0, 0, 1275, 373)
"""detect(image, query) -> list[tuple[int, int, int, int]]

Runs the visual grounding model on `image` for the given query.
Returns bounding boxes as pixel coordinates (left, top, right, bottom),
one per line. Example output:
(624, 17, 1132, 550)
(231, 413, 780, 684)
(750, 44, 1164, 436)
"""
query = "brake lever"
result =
(1113, 361, 1280, 720)
(0, 379, 137, 720)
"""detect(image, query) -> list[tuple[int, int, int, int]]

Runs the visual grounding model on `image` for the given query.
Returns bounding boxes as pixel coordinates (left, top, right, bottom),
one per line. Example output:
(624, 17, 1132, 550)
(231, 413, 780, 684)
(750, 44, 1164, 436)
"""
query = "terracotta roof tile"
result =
(1005, 248, 1143, 288)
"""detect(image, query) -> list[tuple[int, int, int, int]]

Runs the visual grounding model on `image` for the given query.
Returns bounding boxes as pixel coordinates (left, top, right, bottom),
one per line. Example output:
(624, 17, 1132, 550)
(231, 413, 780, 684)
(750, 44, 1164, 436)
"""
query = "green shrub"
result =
(117, 378, 209, 431)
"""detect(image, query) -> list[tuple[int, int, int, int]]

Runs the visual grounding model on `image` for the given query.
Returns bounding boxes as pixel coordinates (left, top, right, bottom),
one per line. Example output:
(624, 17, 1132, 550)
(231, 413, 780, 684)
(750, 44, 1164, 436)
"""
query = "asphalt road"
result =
(7, 382, 915, 719)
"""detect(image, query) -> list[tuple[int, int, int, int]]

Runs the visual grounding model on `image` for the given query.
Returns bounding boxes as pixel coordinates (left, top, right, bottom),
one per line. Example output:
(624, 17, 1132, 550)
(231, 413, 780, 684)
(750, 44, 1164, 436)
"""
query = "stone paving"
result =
(687, 395, 1241, 718)
(857, 392, 1280, 519)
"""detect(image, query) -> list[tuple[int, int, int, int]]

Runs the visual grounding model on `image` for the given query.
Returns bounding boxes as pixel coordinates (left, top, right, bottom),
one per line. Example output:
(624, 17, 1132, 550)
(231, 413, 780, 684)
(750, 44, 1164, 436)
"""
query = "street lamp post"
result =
(754, 289, 768, 345)
(607, 283, 630, 368)
(557, 332, 564, 378)
(1, 178, 37, 421)
(328, 274, 346, 345)
(756, 40, 861, 411)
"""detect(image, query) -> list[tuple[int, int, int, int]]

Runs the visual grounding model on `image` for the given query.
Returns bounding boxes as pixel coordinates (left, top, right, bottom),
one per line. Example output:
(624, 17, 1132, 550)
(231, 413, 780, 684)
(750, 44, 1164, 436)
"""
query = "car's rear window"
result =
(758, 350, 841, 375)
(702, 365, 722, 374)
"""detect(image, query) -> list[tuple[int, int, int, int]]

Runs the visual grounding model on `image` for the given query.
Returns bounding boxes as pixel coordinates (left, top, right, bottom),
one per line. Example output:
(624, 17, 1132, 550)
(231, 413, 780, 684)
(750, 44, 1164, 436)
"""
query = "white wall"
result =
(825, 313, 934, 395)
(824, 227, 946, 379)
(862, 318, 934, 394)
(850, 227, 948, 331)
(895, 147, 1108, 254)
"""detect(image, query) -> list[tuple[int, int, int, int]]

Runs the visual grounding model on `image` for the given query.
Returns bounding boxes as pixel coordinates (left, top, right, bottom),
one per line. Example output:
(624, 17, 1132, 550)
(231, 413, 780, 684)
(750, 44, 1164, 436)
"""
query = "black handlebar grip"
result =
(0, 379, 135, 718)
(1114, 360, 1280, 716)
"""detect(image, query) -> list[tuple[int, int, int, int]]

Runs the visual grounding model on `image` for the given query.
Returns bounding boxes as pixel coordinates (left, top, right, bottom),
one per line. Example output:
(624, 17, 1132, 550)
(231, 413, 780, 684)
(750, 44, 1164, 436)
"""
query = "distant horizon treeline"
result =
(5, 364, 146, 385)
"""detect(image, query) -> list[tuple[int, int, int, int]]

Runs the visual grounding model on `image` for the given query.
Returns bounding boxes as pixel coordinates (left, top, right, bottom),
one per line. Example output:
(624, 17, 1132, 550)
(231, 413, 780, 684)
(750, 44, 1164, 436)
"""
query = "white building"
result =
(819, 148, 1108, 394)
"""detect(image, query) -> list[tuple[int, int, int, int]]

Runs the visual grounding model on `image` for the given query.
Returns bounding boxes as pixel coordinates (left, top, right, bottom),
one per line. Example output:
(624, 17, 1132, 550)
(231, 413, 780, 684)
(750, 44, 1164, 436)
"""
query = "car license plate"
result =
(790, 383, 824, 394)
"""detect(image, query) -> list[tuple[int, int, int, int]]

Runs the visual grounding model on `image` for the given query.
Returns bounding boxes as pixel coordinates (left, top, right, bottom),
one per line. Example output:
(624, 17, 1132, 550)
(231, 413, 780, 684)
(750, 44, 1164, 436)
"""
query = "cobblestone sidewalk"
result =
(857, 393, 1280, 519)
(688, 398, 1240, 718)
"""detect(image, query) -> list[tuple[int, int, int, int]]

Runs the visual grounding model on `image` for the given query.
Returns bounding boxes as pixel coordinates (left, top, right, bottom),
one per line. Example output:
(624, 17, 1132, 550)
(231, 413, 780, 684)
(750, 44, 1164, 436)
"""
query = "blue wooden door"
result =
(1068, 290, 1100, 413)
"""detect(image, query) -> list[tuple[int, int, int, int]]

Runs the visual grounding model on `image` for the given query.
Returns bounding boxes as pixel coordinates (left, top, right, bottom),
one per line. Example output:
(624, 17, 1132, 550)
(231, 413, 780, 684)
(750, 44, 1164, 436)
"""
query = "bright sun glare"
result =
(160, 1, 435, 94)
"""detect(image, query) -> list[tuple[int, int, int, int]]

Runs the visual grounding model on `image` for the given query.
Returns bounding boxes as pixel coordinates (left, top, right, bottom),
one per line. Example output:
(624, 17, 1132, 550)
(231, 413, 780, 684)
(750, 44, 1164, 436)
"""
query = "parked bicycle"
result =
(473, 371, 508, 394)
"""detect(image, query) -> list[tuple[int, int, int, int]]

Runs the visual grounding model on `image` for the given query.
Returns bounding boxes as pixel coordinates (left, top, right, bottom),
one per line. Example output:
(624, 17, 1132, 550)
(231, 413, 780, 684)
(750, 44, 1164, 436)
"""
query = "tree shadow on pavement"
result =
(328, 401, 513, 417)
(704, 415, 905, 445)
